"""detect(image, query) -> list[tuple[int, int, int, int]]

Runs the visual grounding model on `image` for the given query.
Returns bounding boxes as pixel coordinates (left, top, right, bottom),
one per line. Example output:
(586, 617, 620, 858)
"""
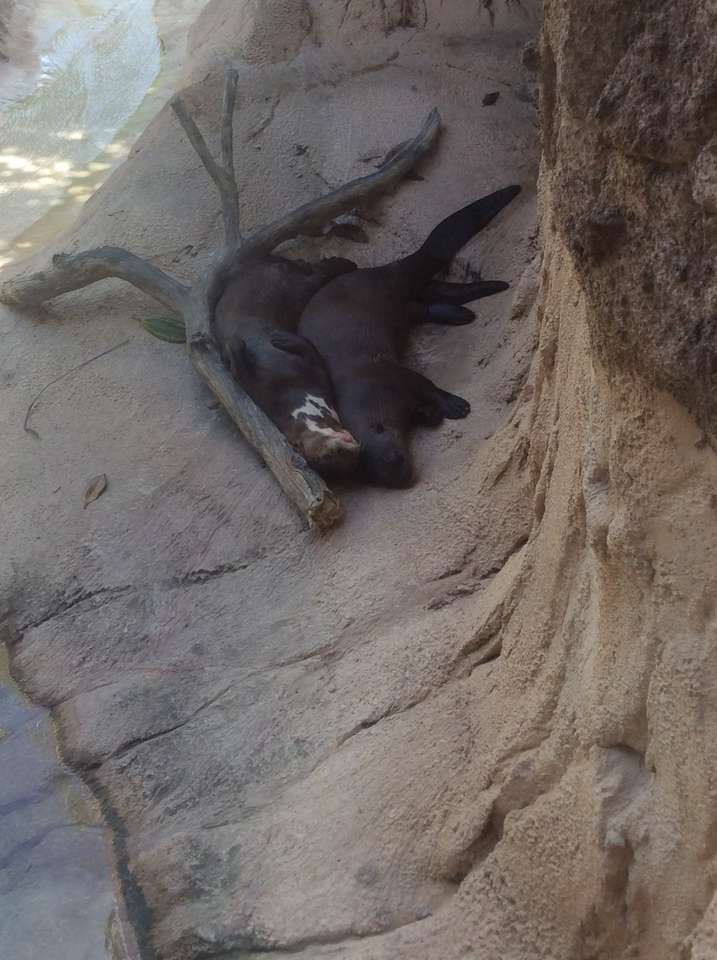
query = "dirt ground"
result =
(5, 2, 717, 959)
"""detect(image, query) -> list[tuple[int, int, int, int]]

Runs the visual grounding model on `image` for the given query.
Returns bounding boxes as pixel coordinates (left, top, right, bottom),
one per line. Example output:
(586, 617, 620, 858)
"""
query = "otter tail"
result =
(418, 185, 521, 267)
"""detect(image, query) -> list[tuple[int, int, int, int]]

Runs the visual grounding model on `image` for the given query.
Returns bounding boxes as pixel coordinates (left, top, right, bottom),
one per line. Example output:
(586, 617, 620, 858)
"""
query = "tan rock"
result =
(4, 1, 717, 959)
(693, 136, 717, 213)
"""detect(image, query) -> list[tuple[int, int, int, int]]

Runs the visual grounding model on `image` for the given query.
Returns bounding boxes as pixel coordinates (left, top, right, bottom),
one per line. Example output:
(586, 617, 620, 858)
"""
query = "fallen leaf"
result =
(483, 90, 500, 106)
(83, 474, 108, 508)
(141, 315, 187, 343)
(23, 339, 129, 441)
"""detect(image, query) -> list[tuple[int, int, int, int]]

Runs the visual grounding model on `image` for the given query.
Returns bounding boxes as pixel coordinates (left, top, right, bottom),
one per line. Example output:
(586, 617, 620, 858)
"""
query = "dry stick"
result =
(24, 339, 130, 440)
(0, 67, 442, 528)
(0, 248, 190, 312)
(170, 68, 241, 251)
(220, 68, 240, 246)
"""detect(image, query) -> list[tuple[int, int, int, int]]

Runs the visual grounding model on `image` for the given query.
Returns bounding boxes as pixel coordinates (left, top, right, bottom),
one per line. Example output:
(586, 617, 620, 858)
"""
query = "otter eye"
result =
(371, 423, 385, 434)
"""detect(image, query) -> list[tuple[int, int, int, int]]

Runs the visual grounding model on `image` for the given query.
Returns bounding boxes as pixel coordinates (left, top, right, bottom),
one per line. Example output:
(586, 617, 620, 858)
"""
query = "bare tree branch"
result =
(0, 83, 442, 529)
(171, 67, 241, 248)
(0, 247, 190, 313)
(243, 107, 442, 255)
(220, 68, 238, 206)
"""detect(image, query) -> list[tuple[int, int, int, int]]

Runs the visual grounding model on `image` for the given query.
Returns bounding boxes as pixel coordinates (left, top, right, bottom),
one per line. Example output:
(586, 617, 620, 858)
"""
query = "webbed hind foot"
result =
(435, 388, 471, 419)
(414, 383, 471, 424)
(426, 303, 476, 325)
(423, 279, 510, 305)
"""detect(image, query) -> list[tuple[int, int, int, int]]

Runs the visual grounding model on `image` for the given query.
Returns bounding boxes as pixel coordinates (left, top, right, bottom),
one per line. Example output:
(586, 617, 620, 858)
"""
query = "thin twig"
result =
(24, 339, 130, 441)
(0, 247, 190, 313)
(221, 68, 238, 194)
(171, 66, 241, 249)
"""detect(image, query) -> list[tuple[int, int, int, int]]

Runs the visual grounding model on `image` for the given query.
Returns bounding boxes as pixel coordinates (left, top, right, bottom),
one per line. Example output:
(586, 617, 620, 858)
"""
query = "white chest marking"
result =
(291, 393, 340, 427)
(291, 393, 358, 451)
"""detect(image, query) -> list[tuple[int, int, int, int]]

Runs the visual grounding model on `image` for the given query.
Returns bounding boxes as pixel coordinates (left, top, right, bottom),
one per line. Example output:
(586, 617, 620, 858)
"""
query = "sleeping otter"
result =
(211, 253, 360, 478)
(298, 186, 521, 487)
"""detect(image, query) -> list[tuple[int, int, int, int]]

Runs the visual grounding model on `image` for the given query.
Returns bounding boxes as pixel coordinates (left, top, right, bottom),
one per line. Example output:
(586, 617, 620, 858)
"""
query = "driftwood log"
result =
(0, 67, 442, 528)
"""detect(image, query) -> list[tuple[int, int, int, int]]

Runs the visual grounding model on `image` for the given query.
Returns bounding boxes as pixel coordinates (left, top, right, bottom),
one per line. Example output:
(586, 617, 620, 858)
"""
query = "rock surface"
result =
(2, 1, 716, 959)
(0, 646, 140, 960)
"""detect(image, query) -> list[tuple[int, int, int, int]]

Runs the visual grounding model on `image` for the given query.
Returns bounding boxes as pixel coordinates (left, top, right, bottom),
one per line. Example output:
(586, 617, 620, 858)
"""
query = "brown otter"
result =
(298, 185, 521, 487)
(210, 253, 361, 478)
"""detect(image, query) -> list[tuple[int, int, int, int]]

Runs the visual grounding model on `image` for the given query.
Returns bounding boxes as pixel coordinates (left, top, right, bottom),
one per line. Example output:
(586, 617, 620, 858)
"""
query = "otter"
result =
(298, 185, 521, 487)
(211, 253, 361, 478)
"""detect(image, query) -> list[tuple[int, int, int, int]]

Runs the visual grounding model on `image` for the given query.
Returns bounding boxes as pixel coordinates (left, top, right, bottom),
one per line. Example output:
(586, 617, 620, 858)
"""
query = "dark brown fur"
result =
(298, 187, 521, 487)
(211, 254, 360, 477)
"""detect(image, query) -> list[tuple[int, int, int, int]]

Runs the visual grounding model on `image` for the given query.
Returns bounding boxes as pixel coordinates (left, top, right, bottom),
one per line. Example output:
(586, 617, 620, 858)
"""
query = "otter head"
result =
(358, 421, 414, 488)
(226, 332, 360, 479)
(338, 376, 415, 489)
(286, 393, 360, 479)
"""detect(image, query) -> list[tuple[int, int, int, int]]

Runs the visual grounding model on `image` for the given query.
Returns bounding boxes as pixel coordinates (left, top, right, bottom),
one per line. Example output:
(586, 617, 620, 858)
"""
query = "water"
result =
(0, 0, 160, 263)
(0, 0, 208, 267)
(0, 2, 209, 955)
(0, 647, 140, 959)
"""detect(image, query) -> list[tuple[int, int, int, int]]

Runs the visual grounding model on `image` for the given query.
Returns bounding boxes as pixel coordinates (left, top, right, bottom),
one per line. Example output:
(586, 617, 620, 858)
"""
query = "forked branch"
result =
(171, 67, 241, 249)
(0, 64, 442, 528)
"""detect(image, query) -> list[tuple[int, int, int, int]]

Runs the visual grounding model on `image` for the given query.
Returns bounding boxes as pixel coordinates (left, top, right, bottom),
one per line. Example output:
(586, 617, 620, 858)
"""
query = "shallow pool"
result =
(0, 0, 208, 267)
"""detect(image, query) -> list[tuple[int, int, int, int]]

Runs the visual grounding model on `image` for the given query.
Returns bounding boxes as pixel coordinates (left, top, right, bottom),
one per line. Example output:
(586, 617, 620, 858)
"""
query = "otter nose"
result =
(382, 449, 414, 488)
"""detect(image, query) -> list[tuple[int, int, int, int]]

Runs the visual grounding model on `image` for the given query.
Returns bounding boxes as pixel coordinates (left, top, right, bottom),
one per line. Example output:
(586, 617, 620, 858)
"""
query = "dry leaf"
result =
(83, 474, 108, 508)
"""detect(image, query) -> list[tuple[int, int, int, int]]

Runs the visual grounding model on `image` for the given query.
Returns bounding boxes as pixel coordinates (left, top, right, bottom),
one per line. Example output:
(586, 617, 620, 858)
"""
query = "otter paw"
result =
(439, 391, 471, 419)
(427, 304, 476, 325)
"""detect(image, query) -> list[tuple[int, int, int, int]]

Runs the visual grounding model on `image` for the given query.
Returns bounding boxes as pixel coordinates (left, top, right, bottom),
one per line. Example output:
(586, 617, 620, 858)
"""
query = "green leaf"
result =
(141, 315, 186, 343)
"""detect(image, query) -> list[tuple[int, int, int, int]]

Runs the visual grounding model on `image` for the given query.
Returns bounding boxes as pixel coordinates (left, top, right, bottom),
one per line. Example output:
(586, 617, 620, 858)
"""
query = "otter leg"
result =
(418, 382, 471, 420)
(400, 366, 471, 423)
(407, 301, 476, 326)
(426, 303, 476, 325)
(423, 279, 510, 305)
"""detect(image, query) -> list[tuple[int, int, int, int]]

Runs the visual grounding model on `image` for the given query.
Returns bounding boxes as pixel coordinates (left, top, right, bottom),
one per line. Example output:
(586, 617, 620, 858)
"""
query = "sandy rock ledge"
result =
(3, 1, 717, 959)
